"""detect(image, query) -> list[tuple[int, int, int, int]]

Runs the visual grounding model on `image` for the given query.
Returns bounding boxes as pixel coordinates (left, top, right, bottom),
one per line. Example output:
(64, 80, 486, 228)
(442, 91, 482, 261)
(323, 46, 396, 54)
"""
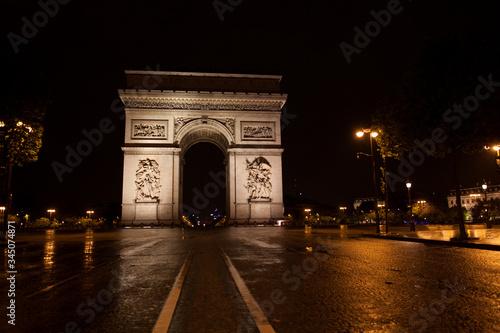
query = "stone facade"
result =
(119, 71, 287, 226)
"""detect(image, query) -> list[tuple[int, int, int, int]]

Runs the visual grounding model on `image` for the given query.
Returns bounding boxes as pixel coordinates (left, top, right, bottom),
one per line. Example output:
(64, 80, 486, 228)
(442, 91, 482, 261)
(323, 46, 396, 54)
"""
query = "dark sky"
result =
(2, 0, 500, 218)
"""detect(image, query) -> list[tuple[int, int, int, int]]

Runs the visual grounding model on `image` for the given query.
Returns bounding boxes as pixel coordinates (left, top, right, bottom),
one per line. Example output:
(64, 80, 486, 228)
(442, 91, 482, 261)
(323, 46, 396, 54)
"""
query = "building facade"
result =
(447, 185, 500, 217)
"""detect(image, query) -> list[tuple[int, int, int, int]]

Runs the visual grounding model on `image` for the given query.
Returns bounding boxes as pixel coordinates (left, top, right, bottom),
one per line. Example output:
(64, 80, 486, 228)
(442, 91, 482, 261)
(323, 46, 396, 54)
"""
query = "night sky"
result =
(2, 0, 499, 218)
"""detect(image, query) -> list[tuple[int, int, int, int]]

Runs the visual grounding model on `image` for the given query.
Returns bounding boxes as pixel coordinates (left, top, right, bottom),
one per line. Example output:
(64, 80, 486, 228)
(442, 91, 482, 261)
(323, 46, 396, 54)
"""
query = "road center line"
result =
(217, 243, 276, 333)
(152, 247, 194, 333)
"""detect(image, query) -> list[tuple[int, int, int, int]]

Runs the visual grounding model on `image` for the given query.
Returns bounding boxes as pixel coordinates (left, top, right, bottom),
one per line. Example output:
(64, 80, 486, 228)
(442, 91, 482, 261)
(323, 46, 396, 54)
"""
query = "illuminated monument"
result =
(119, 71, 287, 226)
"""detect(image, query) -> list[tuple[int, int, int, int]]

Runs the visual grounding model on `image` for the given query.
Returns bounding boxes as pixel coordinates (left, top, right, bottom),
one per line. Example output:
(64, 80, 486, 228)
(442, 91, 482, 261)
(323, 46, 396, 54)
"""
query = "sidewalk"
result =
(362, 225, 500, 251)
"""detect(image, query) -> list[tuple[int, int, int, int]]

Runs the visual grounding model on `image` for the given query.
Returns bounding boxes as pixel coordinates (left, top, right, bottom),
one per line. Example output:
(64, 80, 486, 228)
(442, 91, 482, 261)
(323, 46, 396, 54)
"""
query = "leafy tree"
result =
(471, 198, 500, 225)
(0, 70, 48, 237)
(32, 217, 58, 229)
(412, 202, 450, 224)
(319, 215, 335, 225)
(470, 200, 490, 223)
(373, 32, 500, 239)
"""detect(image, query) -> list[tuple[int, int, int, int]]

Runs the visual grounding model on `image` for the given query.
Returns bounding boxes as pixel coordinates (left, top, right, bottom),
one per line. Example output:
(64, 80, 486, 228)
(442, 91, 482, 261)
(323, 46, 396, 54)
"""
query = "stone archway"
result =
(119, 71, 287, 226)
(177, 120, 230, 222)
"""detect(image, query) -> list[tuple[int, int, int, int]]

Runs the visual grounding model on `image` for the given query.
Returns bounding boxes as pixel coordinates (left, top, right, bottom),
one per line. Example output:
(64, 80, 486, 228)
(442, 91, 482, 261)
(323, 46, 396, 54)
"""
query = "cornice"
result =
(120, 96, 285, 111)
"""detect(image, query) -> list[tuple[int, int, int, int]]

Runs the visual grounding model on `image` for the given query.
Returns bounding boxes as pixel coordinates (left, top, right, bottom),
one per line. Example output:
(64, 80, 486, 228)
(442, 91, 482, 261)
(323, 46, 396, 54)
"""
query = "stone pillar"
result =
(228, 148, 284, 224)
(121, 147, 181, 225)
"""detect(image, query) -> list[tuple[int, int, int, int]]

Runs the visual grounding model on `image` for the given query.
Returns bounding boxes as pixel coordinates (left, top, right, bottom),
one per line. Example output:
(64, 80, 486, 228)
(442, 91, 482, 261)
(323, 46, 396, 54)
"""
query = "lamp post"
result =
(484, 145, 500, 172)
(406, 179, 414, 232)
(47, 209, 55, 221)
(87, 210, 94, 220)
(0, 206, 5, 240)
(482, 181, 488, 201)
(383, 157, 389, 234)
(356, 128, 380, 233)
(482, 181, 492, 229)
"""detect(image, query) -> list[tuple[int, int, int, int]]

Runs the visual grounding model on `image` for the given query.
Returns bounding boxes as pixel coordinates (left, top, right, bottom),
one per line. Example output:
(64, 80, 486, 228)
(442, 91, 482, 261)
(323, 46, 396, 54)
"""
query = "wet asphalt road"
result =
(2, 227, 500, 332)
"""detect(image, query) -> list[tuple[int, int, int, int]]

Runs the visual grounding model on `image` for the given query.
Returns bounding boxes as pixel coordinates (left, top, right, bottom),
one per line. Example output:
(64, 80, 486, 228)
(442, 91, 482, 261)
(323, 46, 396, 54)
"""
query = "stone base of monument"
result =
(132, 199, 159, 225)
(249, 198, 272, 220)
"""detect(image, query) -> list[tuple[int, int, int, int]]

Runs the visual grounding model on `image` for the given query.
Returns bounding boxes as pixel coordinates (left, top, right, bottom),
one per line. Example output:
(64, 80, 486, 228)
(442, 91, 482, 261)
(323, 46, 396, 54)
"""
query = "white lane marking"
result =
(217, 243, 276, 333)
(152, 247, 194, 333)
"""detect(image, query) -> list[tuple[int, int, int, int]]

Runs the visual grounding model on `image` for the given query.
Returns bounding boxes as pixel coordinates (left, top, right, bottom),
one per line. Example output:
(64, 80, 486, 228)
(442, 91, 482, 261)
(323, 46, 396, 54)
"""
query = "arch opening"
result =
(177, 119, 233, 157)
(181, 142, 227, 227)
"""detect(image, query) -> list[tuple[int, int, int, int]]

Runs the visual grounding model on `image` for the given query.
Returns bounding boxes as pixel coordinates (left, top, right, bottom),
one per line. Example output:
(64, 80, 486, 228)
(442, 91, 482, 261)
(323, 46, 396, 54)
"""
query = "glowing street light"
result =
(87, 210, 94, 220)
(356, 128, 380, 233)
(0, 207, 5, 240)
(482, 181, 492, 229)
(485, 145, 500, 171)
(482, 181, 488, 199)
(406, 180, 414, 232)
(47, 209, 55, 220)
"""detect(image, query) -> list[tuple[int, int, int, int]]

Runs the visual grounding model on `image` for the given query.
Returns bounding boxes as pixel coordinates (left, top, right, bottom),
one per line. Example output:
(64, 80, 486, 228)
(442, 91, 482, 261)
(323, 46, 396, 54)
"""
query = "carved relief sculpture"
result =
(174, 117, 193, 135)
(241, 121, 276, 141)
(218, 118, 235, 136)
(243, 126, 274, 139)
(245, 157, 272, 199)
(135, 159, 161, 201)
(174, 117, 235, 138)
(132, 120, 167, 139)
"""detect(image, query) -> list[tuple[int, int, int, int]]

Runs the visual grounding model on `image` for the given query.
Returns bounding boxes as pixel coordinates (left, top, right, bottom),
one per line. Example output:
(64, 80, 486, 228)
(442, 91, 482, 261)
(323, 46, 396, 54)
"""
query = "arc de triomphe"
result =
(119, 71, 287, 226)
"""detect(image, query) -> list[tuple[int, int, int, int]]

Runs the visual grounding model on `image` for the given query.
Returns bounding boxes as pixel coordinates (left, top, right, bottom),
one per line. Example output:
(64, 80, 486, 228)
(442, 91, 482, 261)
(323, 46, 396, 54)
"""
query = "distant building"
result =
(447, 185, 500, 211)
(353, 197, 385, 210)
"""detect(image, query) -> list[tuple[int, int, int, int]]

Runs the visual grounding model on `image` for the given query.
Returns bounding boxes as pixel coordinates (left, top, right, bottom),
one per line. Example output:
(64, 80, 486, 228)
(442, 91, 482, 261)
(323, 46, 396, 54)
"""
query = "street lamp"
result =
(356, 128, 380, 233)
(47, 209, 55, 221)
(482, 181, 492, 229)
(406, 179, 414, 232)
(87, 210, 94, 220)
(482, 181, 488, 201)
(485, 145, 500, 172)
(0, 206, 5, 240)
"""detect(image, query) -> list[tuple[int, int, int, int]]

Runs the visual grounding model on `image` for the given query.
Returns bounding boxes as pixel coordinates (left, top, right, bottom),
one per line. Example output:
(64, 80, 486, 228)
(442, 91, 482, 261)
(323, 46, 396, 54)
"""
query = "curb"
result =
(362, 234, 500, 251)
